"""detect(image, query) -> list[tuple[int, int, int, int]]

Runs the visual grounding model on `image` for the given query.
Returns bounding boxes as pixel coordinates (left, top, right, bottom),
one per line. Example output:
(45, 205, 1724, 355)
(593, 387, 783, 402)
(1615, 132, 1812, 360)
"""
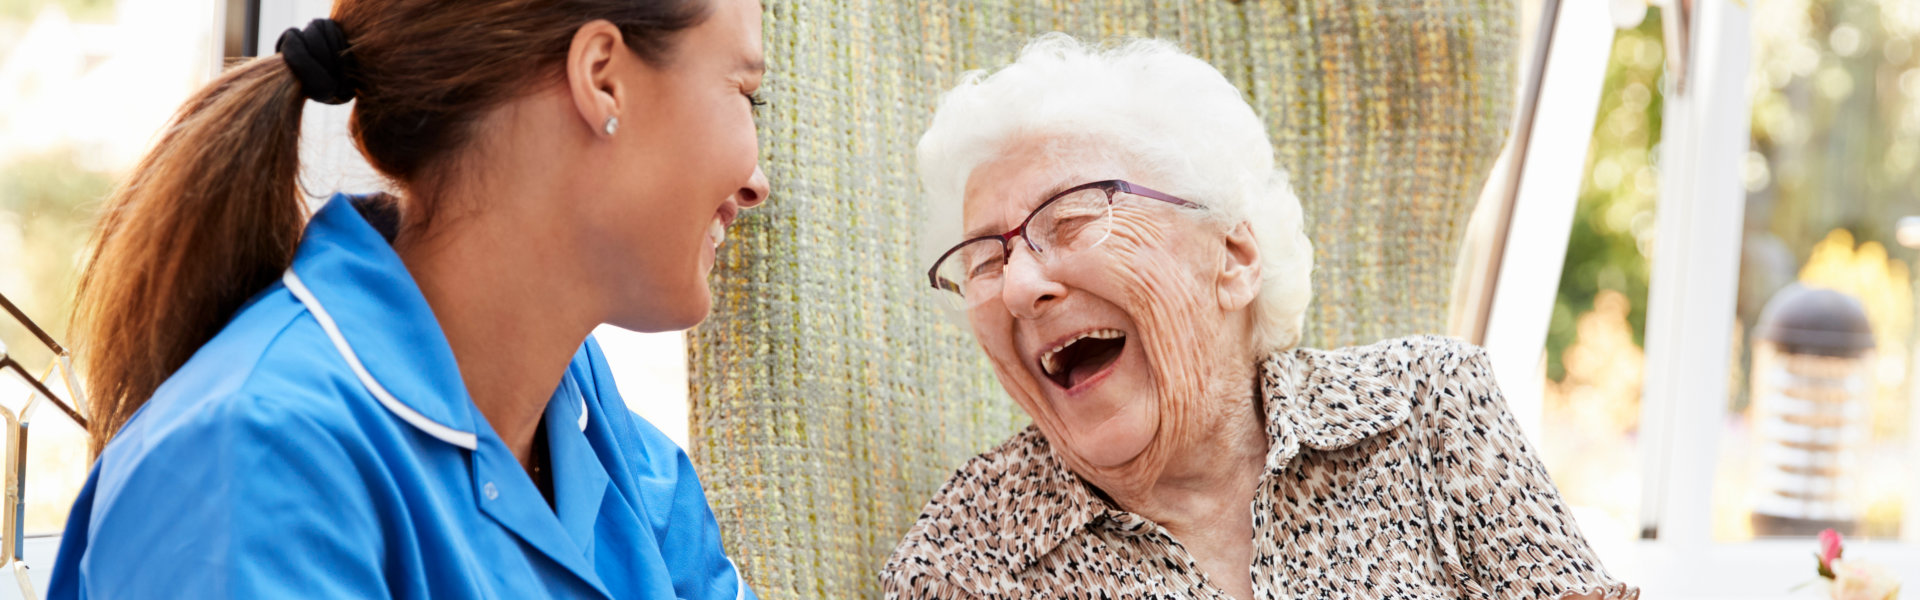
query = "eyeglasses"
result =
(926, 179, 1203, 302)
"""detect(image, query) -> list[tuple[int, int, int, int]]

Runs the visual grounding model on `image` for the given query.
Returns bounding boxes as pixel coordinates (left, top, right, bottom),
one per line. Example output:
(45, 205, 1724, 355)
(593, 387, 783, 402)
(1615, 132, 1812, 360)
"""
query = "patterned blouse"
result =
(881, 336, 1638, 599)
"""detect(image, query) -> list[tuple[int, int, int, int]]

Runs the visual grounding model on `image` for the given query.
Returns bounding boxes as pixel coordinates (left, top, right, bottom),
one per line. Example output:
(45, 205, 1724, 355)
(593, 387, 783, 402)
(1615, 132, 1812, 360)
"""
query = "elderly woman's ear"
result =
(1215, 221, 1263, 312)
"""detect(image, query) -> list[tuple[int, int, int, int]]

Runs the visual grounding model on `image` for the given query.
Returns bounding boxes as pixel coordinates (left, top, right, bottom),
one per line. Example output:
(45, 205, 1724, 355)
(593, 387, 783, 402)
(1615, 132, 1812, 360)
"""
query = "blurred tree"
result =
(1547, 12, 1664, 382)
(1750, 0, 1920, 255)
(0, 148, 110, 367)
(1738, 0, 1920, 414)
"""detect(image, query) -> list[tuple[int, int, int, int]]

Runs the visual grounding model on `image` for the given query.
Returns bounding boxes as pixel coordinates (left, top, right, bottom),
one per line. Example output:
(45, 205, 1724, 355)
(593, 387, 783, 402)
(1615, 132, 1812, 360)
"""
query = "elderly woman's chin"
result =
(1051, 401, 1159, 469)
(1003, 342, 1162, 469)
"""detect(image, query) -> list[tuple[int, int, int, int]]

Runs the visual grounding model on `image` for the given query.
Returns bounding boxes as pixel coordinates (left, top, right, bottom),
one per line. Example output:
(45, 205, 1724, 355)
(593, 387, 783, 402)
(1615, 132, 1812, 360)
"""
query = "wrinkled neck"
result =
(1095, 352, 1267, 530)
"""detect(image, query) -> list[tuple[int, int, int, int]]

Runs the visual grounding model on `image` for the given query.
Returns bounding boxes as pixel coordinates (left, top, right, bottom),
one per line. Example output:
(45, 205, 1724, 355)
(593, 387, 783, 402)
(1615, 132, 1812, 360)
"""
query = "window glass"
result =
(1, 0, 217, 534)
(1712, 0, 1919, 542)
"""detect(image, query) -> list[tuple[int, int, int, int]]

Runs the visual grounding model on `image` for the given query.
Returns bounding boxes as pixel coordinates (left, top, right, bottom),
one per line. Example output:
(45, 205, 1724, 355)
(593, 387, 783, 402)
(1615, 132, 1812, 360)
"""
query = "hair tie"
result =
(276, 18, 356, 105)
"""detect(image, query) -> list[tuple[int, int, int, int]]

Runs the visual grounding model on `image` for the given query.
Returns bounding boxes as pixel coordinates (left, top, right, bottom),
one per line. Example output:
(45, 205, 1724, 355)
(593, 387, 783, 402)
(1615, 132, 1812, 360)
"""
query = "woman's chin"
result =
(609, 287, 711, 333)
(1064, 425, 1155, 470)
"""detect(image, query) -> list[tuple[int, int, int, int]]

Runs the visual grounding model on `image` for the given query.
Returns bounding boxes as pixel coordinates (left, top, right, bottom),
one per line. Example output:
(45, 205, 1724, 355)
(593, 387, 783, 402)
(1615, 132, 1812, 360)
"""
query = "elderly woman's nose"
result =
(999, 247, 1066, 319)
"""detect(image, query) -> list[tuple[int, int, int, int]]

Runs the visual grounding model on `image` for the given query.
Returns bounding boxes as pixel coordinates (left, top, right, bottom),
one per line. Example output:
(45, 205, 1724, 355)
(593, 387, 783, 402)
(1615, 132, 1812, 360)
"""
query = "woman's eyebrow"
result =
(960, 178, 1083, 239)
(962, 225, 1000, 240)
(1033, 179, 1078, 203)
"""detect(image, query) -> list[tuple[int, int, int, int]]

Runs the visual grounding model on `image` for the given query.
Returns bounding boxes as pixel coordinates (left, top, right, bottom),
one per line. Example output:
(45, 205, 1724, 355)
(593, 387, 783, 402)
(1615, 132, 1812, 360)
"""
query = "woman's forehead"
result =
(962, 146, 1124, 222)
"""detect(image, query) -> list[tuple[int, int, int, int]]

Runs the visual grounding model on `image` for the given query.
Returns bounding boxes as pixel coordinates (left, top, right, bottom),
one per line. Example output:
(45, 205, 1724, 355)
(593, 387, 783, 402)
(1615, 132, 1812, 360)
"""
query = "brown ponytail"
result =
(71, 57, 307, 457)
(71, 0, 710, 457)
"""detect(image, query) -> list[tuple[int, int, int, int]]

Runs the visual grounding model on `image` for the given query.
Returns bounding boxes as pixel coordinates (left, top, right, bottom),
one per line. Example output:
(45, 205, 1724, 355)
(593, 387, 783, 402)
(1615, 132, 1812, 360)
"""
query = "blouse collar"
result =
(935, 346, 1417, 593)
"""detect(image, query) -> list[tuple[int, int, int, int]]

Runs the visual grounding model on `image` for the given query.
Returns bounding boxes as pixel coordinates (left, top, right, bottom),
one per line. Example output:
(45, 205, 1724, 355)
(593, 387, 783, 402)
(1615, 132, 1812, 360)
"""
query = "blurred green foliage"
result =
(0, 149, 109, 368)
(1547, 13, 1664, 382)
(1549, 0, 1920, 384)
(1749, 0, 1920, 260)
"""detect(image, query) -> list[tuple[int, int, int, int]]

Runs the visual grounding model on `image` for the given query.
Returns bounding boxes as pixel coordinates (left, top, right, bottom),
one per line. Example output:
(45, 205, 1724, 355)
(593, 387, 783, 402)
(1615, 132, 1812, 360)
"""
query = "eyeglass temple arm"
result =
(1113, 181, 1203, 209)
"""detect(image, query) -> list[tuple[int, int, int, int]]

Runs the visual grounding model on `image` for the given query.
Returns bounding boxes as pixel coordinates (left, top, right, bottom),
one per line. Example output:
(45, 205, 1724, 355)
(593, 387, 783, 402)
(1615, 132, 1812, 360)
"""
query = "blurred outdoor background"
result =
(1, 0, 1916, 593)
(1535, 0, 1919, 551)
(0, 0, 210, 535)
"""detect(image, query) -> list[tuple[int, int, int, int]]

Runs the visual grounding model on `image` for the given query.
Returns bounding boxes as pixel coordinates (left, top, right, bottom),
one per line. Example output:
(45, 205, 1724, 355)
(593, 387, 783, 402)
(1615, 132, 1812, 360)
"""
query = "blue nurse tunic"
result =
(48, 195, 755, 599)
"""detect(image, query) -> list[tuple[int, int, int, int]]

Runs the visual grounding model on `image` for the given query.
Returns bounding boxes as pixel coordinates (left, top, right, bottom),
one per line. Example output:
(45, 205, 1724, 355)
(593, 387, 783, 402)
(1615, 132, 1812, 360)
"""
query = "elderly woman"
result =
(881, 35, 1635, 600)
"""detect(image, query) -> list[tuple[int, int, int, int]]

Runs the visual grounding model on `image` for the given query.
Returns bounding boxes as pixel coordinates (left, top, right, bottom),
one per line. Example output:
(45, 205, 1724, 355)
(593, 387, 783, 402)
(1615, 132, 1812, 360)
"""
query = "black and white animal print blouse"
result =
(881, 336, 1637, 600)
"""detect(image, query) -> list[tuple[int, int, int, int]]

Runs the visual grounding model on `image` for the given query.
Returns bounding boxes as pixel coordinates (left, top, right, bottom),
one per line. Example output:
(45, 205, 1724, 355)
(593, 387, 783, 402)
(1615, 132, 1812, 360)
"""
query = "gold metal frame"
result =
(0, 293, 90, 600)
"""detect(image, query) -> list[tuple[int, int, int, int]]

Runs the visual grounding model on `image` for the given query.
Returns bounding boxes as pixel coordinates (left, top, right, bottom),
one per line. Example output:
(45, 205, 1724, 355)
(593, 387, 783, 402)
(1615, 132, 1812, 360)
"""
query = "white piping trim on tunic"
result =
(283, 270, 480, 451)
(578, 396, 588, 431)
(729, 557, 747, 600)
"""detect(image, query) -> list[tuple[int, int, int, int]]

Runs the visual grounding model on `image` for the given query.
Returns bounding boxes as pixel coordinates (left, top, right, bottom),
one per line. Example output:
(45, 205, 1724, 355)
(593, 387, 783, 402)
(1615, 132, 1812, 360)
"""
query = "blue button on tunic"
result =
(49, 195, 754, 600)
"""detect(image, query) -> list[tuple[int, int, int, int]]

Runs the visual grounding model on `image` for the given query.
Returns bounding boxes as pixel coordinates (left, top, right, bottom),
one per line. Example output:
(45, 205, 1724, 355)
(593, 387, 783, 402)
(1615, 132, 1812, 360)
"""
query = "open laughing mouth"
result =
(708, 202, 741, 250)
(1038, 329, 1128, 391)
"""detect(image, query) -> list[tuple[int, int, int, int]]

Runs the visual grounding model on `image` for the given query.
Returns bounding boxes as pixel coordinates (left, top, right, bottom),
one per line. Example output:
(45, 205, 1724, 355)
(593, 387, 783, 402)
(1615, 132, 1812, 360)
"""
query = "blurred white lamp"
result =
(1897, 216, 1920, 250)
(1748, 285, 1874, 536)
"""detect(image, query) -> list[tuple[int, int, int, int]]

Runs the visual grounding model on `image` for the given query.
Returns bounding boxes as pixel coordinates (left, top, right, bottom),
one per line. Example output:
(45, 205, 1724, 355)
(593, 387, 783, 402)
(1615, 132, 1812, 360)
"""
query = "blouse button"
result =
(484, 482, 500, 500)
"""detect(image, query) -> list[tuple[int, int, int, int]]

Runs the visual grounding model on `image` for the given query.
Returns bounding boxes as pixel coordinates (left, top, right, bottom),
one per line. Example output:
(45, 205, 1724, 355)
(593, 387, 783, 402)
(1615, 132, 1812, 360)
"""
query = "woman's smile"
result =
(704, 200, 742, 268)
(1035, 326, 1130, 393)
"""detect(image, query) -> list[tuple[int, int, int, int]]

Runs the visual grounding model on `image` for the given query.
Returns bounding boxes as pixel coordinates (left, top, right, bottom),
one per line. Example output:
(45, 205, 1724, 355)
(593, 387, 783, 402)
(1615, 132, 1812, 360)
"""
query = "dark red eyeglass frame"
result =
(926, 179, 1203, 294)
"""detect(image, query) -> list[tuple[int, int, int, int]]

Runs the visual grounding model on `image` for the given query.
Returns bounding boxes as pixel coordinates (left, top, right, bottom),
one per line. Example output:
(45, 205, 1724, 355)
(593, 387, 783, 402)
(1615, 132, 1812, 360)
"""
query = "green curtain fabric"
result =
(689, 2, 1515, 597)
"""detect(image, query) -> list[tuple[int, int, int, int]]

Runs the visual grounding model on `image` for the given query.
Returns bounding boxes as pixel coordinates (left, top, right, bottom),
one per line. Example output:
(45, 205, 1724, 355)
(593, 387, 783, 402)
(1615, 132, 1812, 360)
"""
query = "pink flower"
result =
(1819, 528, 1845, 579)
(1829, 558, 1901, 600)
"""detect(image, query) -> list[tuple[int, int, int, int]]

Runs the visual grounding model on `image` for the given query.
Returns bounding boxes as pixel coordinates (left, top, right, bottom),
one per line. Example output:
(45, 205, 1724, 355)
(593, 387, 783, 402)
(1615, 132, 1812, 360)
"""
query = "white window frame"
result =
(1473, 0, 1920, 596)
(1629, 0, 1920, 595)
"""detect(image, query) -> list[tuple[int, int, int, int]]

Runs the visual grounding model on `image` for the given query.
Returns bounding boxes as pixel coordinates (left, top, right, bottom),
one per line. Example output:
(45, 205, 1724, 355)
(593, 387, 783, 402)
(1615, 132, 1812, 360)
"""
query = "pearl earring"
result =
(603, 116, 619, 136)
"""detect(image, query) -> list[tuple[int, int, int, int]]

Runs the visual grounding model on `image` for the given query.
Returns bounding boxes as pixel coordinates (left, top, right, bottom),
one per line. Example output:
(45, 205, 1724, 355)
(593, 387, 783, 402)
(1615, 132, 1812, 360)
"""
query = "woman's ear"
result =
(565, 20, 628, 137)
(1217, 221, 1262, 312)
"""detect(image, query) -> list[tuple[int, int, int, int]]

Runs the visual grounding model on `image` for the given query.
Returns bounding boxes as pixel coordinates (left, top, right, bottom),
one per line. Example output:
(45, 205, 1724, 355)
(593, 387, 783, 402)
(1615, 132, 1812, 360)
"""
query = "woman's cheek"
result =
(989, 343, 1046, 415)
(1104, 243, 1222, 452)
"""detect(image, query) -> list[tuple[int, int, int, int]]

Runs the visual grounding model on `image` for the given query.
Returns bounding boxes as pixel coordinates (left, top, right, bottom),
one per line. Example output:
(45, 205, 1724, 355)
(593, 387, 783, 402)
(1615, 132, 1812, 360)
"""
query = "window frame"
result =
(1469, 0, 1920, 596)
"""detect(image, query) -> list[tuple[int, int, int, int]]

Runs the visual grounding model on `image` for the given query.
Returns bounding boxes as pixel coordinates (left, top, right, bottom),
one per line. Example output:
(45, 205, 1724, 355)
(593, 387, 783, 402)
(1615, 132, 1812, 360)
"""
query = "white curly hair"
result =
(916, 33, 1314, 352)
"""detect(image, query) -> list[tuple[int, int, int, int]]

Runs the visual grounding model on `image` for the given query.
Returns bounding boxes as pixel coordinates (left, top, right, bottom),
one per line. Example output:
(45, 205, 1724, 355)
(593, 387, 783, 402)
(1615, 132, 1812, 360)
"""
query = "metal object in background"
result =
(1748, 284, 1875, 536)
(218, 0, 263, 60)
(0, 293, 90, 600)
(1464, 0, 1560, 346)
(0, 296, 87, 427)
(1653, 0, 1693, 95)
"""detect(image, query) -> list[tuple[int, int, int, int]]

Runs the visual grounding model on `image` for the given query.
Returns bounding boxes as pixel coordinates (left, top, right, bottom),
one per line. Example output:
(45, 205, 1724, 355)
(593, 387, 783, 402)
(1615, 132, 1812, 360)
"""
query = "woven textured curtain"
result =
(689, 2, 1515, 597)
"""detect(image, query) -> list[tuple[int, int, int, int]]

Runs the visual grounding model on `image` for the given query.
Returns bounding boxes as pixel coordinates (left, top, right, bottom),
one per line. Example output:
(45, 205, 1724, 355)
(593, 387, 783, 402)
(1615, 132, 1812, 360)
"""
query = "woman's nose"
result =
(998, 245, 1065, 319)
(737, 165, 770, 208)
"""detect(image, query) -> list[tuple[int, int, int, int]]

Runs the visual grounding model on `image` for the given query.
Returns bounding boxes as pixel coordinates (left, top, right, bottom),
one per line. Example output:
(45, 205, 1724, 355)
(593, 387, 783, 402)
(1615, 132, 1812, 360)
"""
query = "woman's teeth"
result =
(708, 216, 727, 249)
(1039, 328, 1125, 377)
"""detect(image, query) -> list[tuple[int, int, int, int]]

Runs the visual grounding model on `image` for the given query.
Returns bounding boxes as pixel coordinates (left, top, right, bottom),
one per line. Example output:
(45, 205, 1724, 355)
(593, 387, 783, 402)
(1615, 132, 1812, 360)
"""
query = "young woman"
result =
(50, 0, 769, 597)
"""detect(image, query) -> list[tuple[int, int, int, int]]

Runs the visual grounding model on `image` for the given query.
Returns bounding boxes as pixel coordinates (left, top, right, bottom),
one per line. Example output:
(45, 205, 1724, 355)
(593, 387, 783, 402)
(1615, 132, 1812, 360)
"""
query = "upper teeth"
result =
(709, 217, 727, 249)
(1040, 328, 1125, 376)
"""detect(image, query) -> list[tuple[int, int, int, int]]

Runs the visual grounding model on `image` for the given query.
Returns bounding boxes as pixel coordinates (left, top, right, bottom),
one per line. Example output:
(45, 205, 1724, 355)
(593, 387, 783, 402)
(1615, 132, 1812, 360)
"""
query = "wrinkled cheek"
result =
(984, 340, 1113, 462)
(971, 320, 1056, 428)
(986, 347, 1046, 416)
(1102, 246, 1220, 449)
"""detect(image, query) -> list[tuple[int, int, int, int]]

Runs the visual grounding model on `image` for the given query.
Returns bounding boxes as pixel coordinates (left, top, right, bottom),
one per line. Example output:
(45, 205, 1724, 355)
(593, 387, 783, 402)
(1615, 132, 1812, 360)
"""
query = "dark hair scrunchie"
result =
(276, 18, 357, 105)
